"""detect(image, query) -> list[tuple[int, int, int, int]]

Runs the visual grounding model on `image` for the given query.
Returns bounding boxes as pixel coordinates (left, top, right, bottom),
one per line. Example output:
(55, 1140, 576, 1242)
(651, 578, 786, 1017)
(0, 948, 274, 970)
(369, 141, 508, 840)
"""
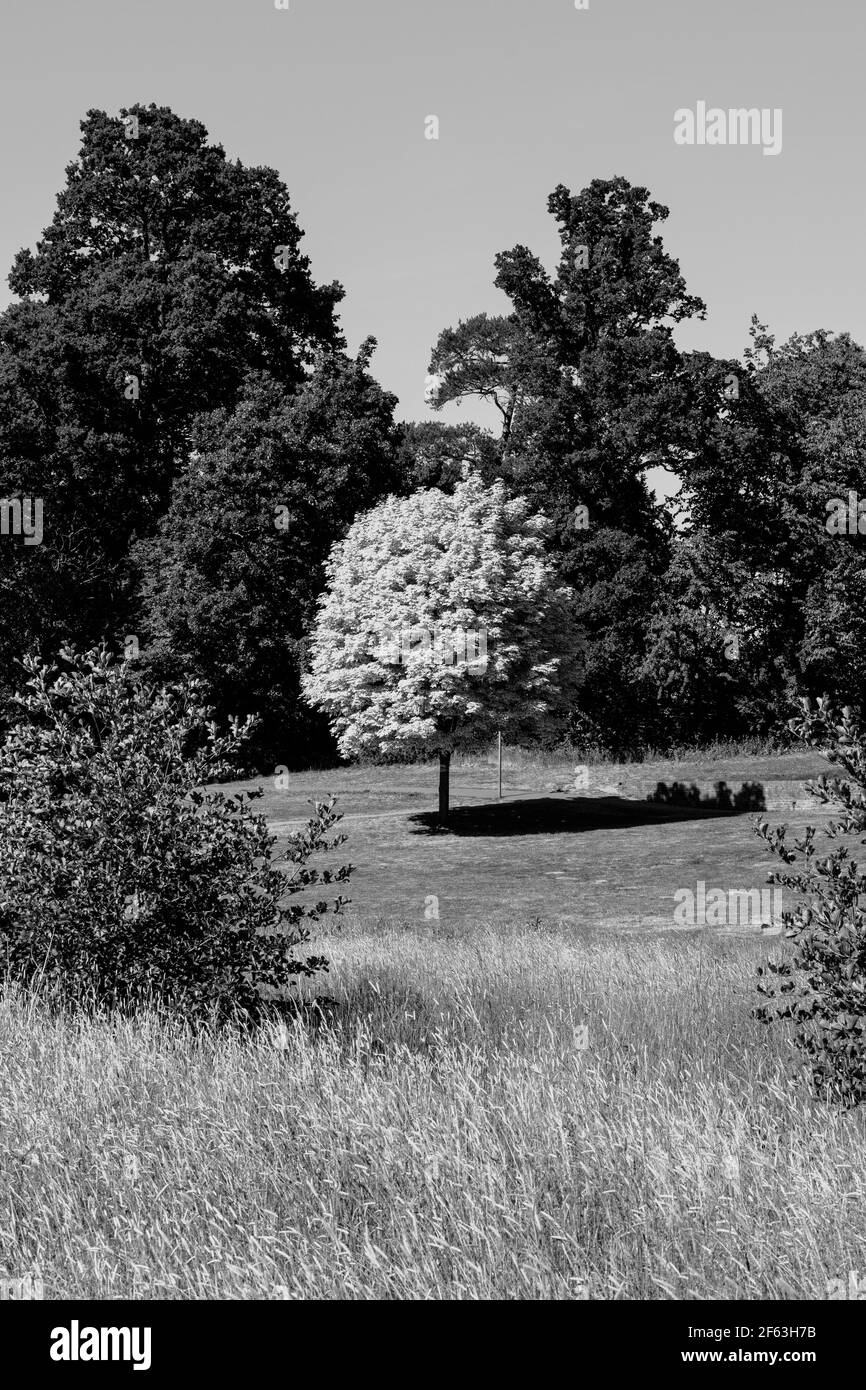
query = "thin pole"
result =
(498, 730, 502, 798)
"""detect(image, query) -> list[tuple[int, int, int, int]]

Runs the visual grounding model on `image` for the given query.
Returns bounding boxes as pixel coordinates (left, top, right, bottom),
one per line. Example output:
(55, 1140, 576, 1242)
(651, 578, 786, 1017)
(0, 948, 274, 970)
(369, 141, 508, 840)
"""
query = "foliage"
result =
(132, 343, 403, 766)
(426, 313, 527, 453)
(397, 420, 501, 492)
(0, 102, 343, 686)
(425, 185, 866, 749)
(640, 530, 792, 745)
(426, 178, 713, 748)
(0, 647, 351, 1018)
(755, 698, 866, 1107)
(678, 323, 866, 723)
(302, 470, 584, 812)
(800, 551, 866, 709)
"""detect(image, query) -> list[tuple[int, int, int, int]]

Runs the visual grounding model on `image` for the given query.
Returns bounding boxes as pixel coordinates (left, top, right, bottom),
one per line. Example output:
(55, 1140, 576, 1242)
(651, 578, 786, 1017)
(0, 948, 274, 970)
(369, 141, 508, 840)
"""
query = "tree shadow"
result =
(408, 792, 758, 838)
(647, 780, 765, 812)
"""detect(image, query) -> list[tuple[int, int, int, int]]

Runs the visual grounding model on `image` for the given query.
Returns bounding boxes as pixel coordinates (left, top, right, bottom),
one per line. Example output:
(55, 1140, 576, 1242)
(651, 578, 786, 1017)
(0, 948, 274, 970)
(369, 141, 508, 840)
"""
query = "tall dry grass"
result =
(1, 925, 864, 1299)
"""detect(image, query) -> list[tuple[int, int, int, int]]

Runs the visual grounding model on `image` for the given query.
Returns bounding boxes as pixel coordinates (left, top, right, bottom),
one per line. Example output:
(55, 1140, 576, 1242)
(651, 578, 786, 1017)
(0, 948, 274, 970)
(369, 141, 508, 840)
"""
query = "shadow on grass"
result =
(407, 791, 760, 837)
(258, 995, 342, 1037)
(648, 780, 766, 812)
(262, 981, 443, 1058)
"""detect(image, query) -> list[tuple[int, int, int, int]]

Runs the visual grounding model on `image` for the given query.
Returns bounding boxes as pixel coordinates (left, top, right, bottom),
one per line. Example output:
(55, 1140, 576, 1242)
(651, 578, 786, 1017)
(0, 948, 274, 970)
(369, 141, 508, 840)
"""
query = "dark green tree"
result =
(801, 550, 866, 709)
(639, 530, 791, 744)
(426, 313, 529, 455)
(397, 420, 501, 492)
(675, 321, 866, 724)
(429, 178, 715, 748)
(132, 342, 404, 767)
(0, 102, 343, 687)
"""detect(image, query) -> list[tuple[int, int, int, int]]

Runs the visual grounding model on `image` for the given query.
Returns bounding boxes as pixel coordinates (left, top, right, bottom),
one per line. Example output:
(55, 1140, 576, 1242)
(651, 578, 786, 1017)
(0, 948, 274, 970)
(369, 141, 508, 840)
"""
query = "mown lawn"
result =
(222, 750, 833, 933)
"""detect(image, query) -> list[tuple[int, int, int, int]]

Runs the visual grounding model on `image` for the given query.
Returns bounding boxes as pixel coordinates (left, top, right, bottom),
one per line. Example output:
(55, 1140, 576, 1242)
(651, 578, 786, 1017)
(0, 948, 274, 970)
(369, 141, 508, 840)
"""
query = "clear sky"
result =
(1, 0, 863, 478)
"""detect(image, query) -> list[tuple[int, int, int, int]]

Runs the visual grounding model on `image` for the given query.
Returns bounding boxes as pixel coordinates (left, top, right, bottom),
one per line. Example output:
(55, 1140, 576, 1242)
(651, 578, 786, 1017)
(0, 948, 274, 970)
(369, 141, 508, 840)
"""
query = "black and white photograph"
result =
(0, 0, 863, 1361)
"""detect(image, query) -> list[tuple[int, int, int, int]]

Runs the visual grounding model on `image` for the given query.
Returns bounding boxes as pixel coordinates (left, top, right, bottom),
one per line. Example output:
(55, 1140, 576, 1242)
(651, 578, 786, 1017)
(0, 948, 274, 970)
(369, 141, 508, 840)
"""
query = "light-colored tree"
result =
(302, 470, 583, 821)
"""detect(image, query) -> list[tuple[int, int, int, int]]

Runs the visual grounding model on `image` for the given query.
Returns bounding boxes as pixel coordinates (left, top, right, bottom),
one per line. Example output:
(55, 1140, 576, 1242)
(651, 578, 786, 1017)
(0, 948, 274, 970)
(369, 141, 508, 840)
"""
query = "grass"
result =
(357, 734, 789, 771)
(2, 924, 865, 1300)
(217, 749, 833, 932)
(2, 748, 859, 1301)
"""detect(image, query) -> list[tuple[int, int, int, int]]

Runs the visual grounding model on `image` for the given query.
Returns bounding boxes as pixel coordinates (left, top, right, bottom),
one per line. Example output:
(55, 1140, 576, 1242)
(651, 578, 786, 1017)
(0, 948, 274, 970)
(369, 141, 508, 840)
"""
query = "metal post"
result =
(498, 731, 502, 798)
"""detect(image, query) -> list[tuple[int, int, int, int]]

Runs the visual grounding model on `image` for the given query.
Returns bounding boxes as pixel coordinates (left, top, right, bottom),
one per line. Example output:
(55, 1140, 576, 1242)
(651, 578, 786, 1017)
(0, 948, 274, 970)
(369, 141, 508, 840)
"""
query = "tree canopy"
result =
(302, 470, 584, 817)
(0, 103, 345, 688)
(133, 343, 404, 765)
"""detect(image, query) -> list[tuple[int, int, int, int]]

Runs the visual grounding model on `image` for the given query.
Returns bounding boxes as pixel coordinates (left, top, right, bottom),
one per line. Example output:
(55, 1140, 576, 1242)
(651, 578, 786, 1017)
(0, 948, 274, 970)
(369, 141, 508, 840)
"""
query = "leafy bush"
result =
(0, 647, 351, 1018)
(755, 697, 866, 1107)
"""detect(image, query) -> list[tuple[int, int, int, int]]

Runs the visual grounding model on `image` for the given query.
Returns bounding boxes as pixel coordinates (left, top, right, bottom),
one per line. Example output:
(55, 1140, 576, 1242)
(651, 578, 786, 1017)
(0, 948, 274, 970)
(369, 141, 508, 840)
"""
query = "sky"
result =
(1, 0, 863, 499)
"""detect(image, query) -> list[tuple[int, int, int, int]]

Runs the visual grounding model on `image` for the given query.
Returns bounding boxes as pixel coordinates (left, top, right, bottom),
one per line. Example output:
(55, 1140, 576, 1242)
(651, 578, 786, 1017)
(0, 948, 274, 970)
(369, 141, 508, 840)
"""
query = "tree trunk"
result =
(501, 388, 520, 458)
(438, 751, 450, 824)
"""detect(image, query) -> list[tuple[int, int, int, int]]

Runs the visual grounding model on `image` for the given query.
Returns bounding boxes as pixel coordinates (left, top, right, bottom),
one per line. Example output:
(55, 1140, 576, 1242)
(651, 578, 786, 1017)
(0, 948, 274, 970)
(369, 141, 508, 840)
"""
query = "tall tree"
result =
(0, 102, 343, 683)
(428, 177, 714, 748)
(674, 321, 866, 722)
(426, 313, 528, 455)
(132, 341, 404, 767)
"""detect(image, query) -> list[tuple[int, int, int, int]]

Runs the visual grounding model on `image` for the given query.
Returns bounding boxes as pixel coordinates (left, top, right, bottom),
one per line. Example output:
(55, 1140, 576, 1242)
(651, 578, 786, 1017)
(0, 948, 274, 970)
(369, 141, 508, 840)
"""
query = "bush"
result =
(755, 697, 866, 1107)
(0, 647, 351, 1019)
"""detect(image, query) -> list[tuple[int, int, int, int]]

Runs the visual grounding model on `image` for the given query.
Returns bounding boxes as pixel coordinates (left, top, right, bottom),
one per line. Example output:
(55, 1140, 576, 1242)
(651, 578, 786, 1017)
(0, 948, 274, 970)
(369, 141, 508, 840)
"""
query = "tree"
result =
(397, 420, 501, 492)
(490, 176, 707, 518)
(427, 178, 716, 750)
(426, 313, 528, 455)
(677, 321, 866, 725)
(302, 470, 584, 821)
(639, 530, 788, 745)
(132, 342, 404, 766)
(801, 551, 866, 708)
(0, 102, 343, 683)
(0, 647, 351, 1018)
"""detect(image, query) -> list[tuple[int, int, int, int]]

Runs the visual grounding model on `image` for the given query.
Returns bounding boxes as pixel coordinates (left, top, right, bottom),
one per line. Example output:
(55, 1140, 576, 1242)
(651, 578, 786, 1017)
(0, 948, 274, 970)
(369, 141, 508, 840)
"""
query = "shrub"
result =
(0, 647, 351, 1019)
(755, 696, 866, 1107)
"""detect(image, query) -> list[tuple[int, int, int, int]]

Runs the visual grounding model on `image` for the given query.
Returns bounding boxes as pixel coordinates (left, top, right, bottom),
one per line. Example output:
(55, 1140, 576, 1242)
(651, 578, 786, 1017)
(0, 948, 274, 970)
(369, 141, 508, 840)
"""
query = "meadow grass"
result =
(1, 923, 864, 1300)
(450, 734, 788, 770)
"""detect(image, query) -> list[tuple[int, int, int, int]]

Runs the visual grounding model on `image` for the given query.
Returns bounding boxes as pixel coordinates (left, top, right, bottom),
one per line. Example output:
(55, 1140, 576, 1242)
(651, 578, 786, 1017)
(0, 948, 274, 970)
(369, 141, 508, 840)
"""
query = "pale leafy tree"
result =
(302, 470, 583, 821)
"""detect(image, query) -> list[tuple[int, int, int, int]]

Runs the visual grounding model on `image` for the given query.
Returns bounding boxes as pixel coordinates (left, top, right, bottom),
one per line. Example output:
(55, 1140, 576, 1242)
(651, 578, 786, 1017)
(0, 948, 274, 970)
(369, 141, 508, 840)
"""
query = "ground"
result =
(4, 747, 865, 1300)
(220, 748, 833, 934)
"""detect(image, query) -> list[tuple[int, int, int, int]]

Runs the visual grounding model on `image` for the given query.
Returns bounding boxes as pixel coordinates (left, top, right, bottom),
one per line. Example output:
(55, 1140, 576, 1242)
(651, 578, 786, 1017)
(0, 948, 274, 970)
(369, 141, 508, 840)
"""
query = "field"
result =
(231, 746, 830, 933)
(2, 749, 865, 1300)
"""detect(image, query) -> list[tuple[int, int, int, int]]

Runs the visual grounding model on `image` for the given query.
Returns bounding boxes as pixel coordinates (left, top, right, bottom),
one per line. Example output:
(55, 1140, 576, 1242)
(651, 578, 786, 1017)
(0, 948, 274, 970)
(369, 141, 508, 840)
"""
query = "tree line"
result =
(2, 102, 864, 770)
